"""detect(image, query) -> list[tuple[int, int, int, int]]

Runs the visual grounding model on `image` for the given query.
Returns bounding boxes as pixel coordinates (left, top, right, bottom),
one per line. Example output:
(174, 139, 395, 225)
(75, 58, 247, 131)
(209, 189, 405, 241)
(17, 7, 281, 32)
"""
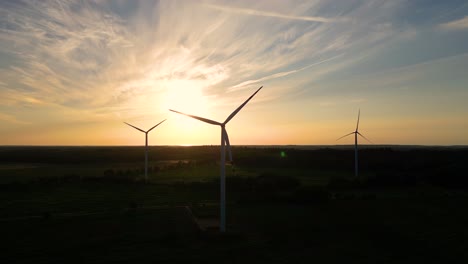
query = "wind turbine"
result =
(124, 119, 166, 182)
(170, 86, 263, 232)
(337, 109, 372, 177)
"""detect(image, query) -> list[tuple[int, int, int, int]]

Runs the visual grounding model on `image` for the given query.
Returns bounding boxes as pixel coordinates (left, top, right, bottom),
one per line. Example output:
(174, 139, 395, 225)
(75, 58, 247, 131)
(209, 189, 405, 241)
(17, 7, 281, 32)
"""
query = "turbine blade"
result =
(356, 109, 360, 131)
(223, 128, 233, 162)
(224, 86, 263, 124)
(147, 119, 166, 133)
(357, 132, 373, 144)
(169, 109, 221, 126)
(124, 122, 146, 133)
(336, 132, 355, 141)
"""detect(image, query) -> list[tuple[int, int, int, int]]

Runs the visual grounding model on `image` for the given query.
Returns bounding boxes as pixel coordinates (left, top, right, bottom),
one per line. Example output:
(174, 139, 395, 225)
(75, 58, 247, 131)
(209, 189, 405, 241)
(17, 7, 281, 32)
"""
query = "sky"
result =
(0, 0, 467, 146)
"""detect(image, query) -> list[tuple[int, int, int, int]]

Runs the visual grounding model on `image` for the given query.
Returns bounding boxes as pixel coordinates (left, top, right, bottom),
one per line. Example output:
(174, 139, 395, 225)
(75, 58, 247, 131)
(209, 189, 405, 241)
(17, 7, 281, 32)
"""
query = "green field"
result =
(1, 146, 468, 263)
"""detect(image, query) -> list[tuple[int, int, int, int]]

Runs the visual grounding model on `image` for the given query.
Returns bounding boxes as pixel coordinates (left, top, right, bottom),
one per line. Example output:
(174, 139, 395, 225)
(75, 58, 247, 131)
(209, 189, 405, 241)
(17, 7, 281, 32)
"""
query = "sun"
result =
(161, 79, 214, 131)
(163, 80, 210, 113)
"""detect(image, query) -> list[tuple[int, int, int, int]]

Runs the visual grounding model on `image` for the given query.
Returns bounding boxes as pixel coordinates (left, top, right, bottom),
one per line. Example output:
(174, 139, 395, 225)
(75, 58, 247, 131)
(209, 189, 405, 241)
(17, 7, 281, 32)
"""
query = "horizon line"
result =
(1, 144, 467, 148)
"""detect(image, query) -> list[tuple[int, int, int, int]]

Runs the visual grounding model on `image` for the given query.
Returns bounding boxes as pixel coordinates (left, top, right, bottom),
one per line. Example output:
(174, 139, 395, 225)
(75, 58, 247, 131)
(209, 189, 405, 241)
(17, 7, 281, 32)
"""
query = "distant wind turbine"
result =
(170, 86, 263, 232)
(337, 109, 372, 177)
(124, 119, 166, 182)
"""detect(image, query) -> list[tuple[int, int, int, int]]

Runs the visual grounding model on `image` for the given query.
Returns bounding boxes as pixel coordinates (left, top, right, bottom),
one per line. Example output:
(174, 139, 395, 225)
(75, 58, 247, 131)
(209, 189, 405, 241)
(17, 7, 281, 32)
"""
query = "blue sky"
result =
(0, 0, 467, 145)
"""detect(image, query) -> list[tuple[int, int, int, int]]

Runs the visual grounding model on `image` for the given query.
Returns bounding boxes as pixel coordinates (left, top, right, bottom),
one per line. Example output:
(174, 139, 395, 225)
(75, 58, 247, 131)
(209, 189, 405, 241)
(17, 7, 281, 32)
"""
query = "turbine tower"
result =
(170, 86, 263, 232)
(124, 119, 166, 182)
(337, 109, 372, 177)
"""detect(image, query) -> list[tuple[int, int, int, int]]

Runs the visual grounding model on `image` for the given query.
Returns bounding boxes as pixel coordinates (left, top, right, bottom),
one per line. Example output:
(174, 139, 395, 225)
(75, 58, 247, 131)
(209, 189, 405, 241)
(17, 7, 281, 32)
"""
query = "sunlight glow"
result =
(162, 79, 214, 133)
(0, 1, 467, 145)
(163, 80, 210, 113)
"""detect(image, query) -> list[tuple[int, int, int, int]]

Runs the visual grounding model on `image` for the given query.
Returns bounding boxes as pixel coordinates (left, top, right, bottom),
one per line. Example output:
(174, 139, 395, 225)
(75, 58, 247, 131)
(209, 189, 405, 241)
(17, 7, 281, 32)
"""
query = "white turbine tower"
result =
(124, 119, 166, 182)
(170, 86, 263, 232)
(337, 109, 372, 177)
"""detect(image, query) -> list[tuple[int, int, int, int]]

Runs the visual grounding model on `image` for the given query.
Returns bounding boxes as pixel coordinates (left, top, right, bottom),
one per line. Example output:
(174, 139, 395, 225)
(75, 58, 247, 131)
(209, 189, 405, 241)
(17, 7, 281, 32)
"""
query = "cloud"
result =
(0, 0, 133, 105)
(230, 54, 344, 91)
(205, 4, 341, 23)
(439, 16, 468, 30)
(0, 0, 422, 126)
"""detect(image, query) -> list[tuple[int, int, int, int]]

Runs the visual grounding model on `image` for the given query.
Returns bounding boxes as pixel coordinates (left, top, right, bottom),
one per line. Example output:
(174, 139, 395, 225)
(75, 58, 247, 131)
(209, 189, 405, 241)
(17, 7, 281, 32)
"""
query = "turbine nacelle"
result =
(336, 109, 372, 144)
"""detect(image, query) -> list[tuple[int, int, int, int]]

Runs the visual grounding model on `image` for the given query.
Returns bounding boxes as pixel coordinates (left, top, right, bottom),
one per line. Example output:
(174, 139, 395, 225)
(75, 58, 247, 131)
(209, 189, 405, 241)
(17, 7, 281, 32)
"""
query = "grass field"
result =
(1, 146, 468, 263)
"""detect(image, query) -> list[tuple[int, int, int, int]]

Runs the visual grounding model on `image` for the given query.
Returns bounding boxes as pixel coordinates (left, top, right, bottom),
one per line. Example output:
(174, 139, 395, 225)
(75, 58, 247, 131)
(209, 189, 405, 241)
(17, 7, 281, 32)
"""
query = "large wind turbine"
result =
(337, 109, 372, 177)
(124, 119, 166, 182)
(170, 86, 263, 232)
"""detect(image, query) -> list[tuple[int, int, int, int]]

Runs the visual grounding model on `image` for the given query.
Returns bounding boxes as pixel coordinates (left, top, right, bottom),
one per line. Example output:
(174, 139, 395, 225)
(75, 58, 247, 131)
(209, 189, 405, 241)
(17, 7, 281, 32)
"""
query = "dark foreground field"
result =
(1, 146, 468, 263)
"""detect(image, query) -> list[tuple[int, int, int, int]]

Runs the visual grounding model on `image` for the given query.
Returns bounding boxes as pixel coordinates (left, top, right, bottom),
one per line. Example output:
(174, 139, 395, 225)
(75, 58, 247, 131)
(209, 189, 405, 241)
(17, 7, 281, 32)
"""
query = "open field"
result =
(1, 146, 468, 263)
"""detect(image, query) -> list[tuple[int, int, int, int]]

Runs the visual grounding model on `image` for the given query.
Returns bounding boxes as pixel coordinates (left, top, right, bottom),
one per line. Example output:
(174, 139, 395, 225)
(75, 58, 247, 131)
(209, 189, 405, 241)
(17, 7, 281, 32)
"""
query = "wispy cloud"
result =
(0, 0, 402, 104)
(205, 4, 341, 23)
(0, 0, 407, 123)
(0, 0, 133, 106)
(1, 0, 467, 144)
(439, 16, 468, 30)
(230, 54, 344, 91)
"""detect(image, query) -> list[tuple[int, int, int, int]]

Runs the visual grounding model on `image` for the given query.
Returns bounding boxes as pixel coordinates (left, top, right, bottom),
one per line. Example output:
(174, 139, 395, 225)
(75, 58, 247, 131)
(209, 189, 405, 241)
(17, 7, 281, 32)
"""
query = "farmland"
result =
(1, 146, 468, 263)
